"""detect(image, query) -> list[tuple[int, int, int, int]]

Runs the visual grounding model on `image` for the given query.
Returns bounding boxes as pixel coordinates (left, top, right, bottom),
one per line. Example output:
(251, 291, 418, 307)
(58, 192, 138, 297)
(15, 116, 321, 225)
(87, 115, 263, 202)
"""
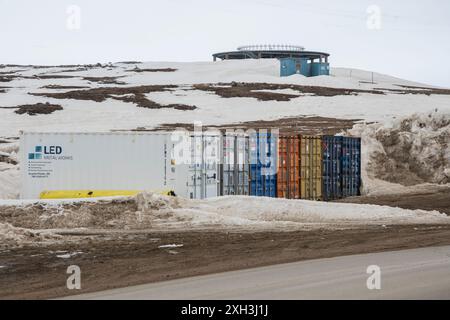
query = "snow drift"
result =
(0, 222, 61, 248)
(0, 192, 448, 235)
(348, 109, 450, 194)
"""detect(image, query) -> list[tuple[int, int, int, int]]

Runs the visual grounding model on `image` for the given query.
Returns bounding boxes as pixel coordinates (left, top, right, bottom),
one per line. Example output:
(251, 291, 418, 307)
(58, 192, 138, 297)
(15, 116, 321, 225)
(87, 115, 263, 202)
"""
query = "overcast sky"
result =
(1, 0, 449, 87)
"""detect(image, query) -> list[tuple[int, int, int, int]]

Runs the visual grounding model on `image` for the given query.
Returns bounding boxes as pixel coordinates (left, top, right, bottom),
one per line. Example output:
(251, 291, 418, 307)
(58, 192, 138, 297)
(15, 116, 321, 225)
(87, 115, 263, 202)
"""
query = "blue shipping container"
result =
(341, 137, 361, 198)
(322, 136, 343, 201)
(249, 132, 278, 197)
(322, 136, 361, 200)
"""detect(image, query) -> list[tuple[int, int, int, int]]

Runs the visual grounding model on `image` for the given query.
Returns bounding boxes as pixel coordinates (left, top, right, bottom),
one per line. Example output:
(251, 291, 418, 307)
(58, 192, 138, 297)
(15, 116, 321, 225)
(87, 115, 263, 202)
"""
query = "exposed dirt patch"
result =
(0, 76, 14, 83)
(151, 116, 359, 135)
(32, 85, 177, 102)
(13, 103, 63, 116)
(377, 87, 450, 96)
(40, 85, 90, 90)
(114, 93, 196, 110)
(359, 81, 377, 84)
(0, 153, 17, 165)
(82, 76, 126, 85)
(118, 61, 142, 65)
(0, 70, 28, 75)
(192, 82, 450, 100)
(32, 85, 196, 111)
(0, 63, 107, 69)
(127, 67, 177, 73)
(193, 82, 385, 101)
(394, 84, 437, 90)
(0, 137, 19, 143)
(46, 67, 90, 73)
(0, 86, 10, 94)
(168, 104, 197, 111)
(34, 74, 77, 80)
(1, 74, 78, 81)
(1, 225, 450, 299)
(388, 84, 450, 95)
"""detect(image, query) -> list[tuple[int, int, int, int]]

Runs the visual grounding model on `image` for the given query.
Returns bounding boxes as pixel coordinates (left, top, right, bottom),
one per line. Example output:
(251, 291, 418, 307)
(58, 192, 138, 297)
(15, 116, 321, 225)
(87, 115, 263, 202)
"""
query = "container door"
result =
(188, 135, 202, 199)
(236, 135, 249, 195)
(203, 135, 219, 199)
(300, 136, 322, 200)
(249, 133, 260, 196)
(341, 137, 353, 198)
(344, 137, 361, 197)
(249, 132, 277, 197)
(322, 136, 342, 201)
(277, 137, 288, 198)
(277, 136, 300, 199)
(289, 136, 300, 199)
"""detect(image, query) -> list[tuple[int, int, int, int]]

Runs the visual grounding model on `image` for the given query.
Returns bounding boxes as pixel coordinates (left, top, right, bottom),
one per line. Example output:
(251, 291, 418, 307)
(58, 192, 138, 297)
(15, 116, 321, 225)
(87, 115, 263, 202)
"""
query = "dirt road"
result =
(2, 224, 450, 299)
(66, 246, 450, 300)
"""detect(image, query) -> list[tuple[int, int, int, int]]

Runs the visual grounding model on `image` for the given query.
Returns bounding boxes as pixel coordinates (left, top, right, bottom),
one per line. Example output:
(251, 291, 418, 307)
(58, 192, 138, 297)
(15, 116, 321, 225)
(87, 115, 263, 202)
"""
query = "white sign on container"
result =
(20, 131, 219, 200)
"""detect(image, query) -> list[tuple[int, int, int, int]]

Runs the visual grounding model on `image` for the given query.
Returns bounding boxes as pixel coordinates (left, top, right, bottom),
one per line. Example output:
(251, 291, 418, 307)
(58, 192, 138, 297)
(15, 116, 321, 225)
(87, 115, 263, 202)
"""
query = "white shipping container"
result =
(20, 132, 219, 199)
(170, 132, 221, 200)
(219, 133, 250, 196)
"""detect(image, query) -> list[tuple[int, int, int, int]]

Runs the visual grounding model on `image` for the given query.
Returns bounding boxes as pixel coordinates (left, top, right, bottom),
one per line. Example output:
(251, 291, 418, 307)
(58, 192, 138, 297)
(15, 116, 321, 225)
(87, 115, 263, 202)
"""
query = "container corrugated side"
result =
(277, 136, 300, 199)
(341, 137, 361, 197)
(322, 135, 342, 201)
(249, 132, 277, 197)
(179, 133, 220, 199)
(219, 134, 249, 196)
(300, 136, 322, 200)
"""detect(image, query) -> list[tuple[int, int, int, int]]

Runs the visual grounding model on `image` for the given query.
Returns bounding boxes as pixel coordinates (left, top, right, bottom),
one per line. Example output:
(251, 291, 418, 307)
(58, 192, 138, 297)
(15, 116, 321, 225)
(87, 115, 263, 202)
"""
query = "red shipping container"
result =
(277, 136, 300, 199)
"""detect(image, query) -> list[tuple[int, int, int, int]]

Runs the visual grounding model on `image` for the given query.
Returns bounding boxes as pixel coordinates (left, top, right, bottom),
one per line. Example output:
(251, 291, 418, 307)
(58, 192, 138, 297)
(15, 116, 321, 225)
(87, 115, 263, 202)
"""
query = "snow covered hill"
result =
(1, 59, 449, 136)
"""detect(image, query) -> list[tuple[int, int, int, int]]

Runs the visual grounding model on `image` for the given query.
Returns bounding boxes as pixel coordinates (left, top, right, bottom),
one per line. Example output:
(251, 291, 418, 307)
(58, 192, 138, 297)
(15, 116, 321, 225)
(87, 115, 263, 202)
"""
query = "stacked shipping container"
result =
(341, 137, 361, 198)
(20, 131, 360, 201)
(220, 133, 360, 201)
(248, 132, 277, 197)
(185, 134, 221, 199)
(300, 136, 322, 200)
(219, 133, 250, 196)
(275, 136, 323, 200)
(277, 136, 300, 199)
(322, 136, 342, 201)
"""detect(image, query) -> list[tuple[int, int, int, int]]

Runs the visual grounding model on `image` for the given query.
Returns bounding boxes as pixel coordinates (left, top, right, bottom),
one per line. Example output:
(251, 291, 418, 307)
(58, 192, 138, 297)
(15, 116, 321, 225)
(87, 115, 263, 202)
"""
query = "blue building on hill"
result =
(213, 44, 330, 77)
(279, 57, 329, 77)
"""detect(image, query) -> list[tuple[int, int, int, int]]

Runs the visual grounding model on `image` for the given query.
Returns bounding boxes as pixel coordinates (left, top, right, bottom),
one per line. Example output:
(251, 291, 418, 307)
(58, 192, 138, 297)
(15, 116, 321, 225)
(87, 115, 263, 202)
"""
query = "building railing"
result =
(237, 44, 305, 52)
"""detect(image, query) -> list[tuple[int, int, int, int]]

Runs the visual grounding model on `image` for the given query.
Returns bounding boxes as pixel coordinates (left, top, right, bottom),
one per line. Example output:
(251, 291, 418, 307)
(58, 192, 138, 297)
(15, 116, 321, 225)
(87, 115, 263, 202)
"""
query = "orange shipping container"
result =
(277, 136, 300, 199)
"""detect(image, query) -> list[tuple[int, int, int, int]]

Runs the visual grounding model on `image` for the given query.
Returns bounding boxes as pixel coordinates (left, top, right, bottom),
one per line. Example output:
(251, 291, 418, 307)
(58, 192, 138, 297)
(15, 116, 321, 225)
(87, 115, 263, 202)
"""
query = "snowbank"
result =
(348, 109, 450, 194)
(0, 222, 61, 248)
(0, 164, 20, 199)
(192, 195, 450, 226)
(1, 193, 448, 236)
